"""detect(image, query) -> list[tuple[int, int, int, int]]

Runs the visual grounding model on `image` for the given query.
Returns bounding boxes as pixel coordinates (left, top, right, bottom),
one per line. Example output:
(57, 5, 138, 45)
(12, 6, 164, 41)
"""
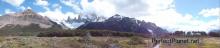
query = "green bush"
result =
(0, 37, 4, 43)
(59, 38, 83, 48)
(128, 36, 145, 45)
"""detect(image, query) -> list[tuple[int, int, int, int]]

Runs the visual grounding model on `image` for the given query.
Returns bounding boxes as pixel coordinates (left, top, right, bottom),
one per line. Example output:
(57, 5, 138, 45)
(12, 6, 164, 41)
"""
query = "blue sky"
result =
(0, 0, 219, 32)
(175, 0, 220, 22)
(175, 0, 219, 14)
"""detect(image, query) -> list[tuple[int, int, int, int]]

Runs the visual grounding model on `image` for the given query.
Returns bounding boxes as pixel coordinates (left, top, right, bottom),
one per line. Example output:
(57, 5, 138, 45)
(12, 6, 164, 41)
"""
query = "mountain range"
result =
(77, 14, 169, 37)
(0, 9, 168, 37)
(0, 9, 65, 28)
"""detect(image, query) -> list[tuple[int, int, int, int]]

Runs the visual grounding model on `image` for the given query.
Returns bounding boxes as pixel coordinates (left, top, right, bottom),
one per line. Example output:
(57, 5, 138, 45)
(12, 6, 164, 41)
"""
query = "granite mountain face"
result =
(0, 9, 168, 37)
(0, 9, 66, 36)
(0, 9, 62, 28)
(77, 14, 169, 37)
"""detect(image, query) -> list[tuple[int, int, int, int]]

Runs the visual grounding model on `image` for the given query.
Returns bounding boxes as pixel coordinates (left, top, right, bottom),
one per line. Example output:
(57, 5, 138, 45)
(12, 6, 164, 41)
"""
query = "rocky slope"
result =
(77, 14, 168, 37)
(0, 9, 67, 36)
(0, 9, 63, 28)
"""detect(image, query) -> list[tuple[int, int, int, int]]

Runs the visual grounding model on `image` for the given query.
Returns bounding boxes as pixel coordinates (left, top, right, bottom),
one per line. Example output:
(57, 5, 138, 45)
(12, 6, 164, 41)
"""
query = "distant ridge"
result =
(0, 9, 65, 28)
(77, 14, 169, 37)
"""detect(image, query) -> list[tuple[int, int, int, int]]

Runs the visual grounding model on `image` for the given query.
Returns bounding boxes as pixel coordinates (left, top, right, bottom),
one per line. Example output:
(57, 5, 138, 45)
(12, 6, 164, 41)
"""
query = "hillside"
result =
(77, 14, 168, 37)
(0, 9, 64, 36)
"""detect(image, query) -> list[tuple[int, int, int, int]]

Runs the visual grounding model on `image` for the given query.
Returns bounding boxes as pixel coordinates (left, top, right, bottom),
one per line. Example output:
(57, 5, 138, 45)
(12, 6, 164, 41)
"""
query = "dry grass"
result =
(157, 37, 220, 48)
(0, 36, 219, 48)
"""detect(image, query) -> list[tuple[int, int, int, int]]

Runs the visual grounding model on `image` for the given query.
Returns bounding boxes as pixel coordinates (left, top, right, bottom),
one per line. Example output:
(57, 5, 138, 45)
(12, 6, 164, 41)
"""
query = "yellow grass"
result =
(0, 36, 219, 48)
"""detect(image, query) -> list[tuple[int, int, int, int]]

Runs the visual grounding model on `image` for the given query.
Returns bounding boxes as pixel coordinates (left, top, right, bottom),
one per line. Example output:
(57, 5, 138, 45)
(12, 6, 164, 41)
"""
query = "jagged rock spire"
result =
(21, 9, 39, 16)
(22, 9, 34, 14)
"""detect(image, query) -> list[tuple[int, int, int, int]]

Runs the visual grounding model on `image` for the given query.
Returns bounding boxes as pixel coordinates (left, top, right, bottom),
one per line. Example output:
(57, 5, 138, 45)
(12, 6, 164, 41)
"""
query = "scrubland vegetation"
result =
(0, 24, 220, 48)
(0, 36, 219, 48)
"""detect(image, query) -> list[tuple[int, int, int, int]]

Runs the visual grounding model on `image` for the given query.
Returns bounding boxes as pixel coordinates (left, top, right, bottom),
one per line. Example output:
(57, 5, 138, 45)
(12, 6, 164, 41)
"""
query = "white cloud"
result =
(57, 0, 219, 31)
(80, 0, 116, 17)
(60, 0, 117, 17)
(96, 0, 217, 32)
(62, 1, 110, 16)
(19, 6, 32, 11)
(20, 6, 26, 10)
(27, 7, 32, 9)
(2, 0, 25, 7)
(2, 0, 30, 11)
(199, 8, 220, 17)
(38, 5, 78, 23)
(60, 0, 79, 6)
(60, 0, 81, 12)
(34, 0, 49, 6)
(39, 8, 65, 22)
(52, 4, 61, 9)
(34, 0, 49, 10)
(4, 9, 15, 14)
(38, 5, 82, 28)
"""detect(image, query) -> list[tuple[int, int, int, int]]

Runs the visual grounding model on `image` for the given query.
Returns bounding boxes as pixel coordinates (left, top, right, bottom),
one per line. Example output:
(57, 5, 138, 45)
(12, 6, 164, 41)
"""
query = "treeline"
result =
(37, 29, 146, 37)
(0, 23, 62, 36)
(0, 23, 146, 37)
(208, 31, 220, 37)
(1, 23, 219, 37)
(171, 31, 220, 37)
(0, 24, 44, 36)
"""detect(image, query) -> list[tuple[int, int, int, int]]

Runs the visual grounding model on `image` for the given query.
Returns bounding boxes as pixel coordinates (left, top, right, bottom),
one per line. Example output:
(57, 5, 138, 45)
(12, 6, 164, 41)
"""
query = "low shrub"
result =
(128, 36, 145, 45)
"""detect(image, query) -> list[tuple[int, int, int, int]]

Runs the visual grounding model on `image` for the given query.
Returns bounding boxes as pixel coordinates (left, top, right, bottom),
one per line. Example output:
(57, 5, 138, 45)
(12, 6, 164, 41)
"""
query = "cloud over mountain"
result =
(0, 0, 219, 32)
(199, 8, 220, 17)
(2, 0, 25, 7)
